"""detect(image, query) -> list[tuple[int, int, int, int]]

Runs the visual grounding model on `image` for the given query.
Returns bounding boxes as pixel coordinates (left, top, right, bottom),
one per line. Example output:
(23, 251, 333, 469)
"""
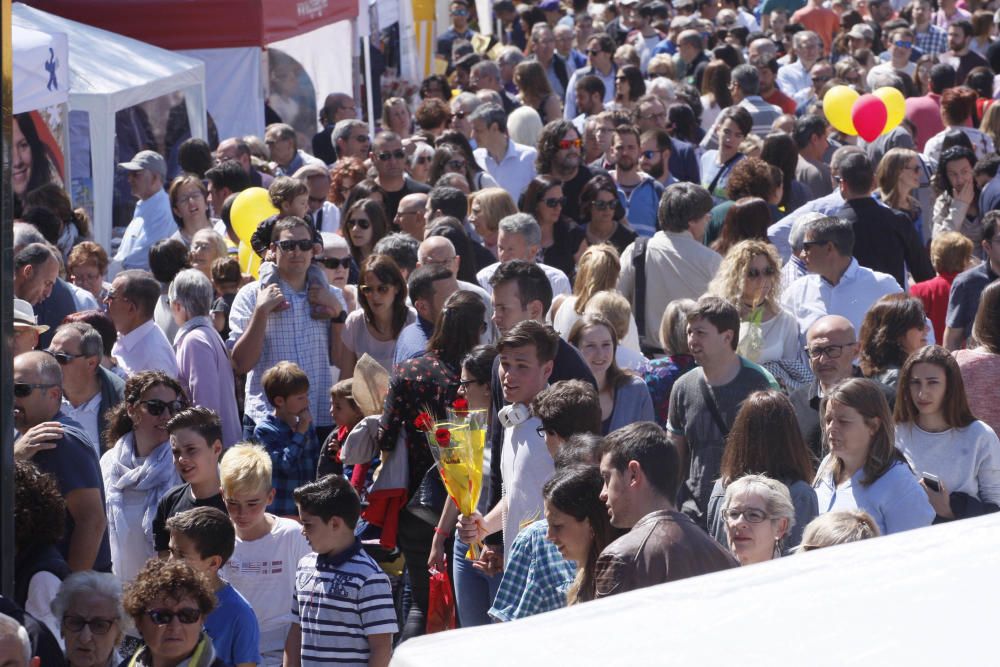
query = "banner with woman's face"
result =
(13, 111, 65, 209)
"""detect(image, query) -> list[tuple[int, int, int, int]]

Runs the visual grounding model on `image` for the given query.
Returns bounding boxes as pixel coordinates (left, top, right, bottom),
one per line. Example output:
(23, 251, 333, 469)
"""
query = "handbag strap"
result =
(706, 152, 741, 194)
(698, 375, 730, 438)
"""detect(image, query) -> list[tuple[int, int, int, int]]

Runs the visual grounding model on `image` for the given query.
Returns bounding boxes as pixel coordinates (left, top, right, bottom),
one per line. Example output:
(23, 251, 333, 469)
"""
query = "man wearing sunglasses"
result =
(331, 118, 370, 162)
(536, 120, 606, 222)
(370, 132, 431, 222)
(14, 350, 111, 573)
(638, 128, 675, 189)
(293, 163, 340, 235)
(563, 33, 617, 121)
(470, 104, 538, 203)
(436, 0, 478, 65)
(867, 28, 917, 89)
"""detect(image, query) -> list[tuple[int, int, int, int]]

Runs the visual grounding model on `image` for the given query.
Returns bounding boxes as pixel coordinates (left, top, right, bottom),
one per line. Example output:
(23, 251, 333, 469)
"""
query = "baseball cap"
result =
(118, 150, 167, 180)
(848, 24, 875, 41)
(13, 298, 49, 333)
(538, 0, 561, 11)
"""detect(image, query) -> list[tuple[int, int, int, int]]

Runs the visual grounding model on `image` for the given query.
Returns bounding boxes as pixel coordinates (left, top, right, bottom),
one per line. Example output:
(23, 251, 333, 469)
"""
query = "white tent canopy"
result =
(12, 2, 207, 252)
(13, 24, 69, 114)
(392, 513, 1000, 666)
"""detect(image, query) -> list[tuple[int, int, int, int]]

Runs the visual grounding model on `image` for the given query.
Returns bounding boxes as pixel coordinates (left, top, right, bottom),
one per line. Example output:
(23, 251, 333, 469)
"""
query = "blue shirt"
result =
(616, 175, 664, 238)
(205, 582, 262, 666)
(393, 317, 434, 366)
(768, 190, 846, 263)
(252, 414, 321, 516)
(114, 189, 176, 271)
(489, 520, 576, 622)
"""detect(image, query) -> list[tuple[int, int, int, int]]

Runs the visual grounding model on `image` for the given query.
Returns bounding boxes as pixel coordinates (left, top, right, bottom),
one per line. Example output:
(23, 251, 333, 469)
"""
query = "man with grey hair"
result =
(475, 213, 571, 296)
(553, 23, 585, 77)
(782, 216, 902, 336)
(529, 22, 568, 99)
(496, 46, 527, 93)
(778, 31, 822, 106)
(748, 37, 778, 61)
(264, 122, 324, 176)
(331, 118, 370, 162)
(471, 103, 538, 202)
(49, 322, 125, 454)
(449, 92, 482, 141)
(0, 613, 32, 667)
(216, 136, 273, 188)
(373, 233, 420, 278)
(105, 269, 179, 378)
(674, 30, 709, 86)
(781, 212, 825, 290)
(169, 268, 241, 447)
(470, 60, 520, 115)
(700, 65, 781, 149)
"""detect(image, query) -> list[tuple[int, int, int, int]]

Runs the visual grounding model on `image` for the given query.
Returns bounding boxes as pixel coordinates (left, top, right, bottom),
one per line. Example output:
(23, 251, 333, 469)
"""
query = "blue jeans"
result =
(453, 538, 501, 627)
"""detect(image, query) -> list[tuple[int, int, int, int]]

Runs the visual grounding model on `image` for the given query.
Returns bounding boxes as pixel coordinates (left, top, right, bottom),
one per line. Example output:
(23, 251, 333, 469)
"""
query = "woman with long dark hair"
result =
(932, 147, 981, 246)
(858, 293, 929, 387)
(343, 198, 389, 268)
(577, 174, 637, 255)
(760, 132, 810, 215)
(519, 175, 587, 280)
(13, 112, 56, 213)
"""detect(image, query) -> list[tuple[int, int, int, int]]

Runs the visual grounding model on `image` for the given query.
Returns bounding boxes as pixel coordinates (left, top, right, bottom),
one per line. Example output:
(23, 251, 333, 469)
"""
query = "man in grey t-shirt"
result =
(667, 297, 777, 528)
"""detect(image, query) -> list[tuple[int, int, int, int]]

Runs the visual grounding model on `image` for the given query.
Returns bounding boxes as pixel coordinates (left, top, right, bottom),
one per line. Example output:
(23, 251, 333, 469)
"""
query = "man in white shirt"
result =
(782, 216, 902, 338)
(105, 270, 181, 378)
(471, 104, 538, 203)
(477, 214, 571, 297)
(294, 163, 340, 235)
(867, 28, 918, 89)
(777, 31, 822, 107)
(113, 150, 175, 273)
(701, 65, 781, 149)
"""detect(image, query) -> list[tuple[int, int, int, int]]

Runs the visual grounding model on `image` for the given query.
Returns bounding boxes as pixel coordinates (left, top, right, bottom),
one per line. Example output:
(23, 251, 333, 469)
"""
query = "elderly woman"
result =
(318, 232, 357, 312)
(122, 559, 224, 667)
(169, 269, 241, 448)
(52, 571, 126, 667)
(720, 474, 796, 565)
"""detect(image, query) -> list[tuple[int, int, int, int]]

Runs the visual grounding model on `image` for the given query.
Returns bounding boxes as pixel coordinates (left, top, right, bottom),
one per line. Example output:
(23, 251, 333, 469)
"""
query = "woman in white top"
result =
(894, 345, 1000, 521)
(100, 371, 185, 586)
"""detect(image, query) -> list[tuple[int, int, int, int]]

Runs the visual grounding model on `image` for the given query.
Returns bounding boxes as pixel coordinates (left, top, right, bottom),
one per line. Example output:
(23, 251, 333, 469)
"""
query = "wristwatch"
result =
(331, 310, 348, 324)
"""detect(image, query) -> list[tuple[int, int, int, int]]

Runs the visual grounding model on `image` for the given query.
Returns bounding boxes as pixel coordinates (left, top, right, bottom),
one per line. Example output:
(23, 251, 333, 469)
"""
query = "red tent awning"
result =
(24, 0, 358, 50)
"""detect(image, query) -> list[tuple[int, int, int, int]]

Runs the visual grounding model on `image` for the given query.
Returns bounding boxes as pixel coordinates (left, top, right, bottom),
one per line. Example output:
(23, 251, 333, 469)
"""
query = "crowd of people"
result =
(8, 0, 1000, 663)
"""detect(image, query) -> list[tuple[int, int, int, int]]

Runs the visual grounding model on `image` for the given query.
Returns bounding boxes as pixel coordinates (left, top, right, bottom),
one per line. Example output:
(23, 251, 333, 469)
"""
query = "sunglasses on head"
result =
(377, 149, 407, 161)
(45, 349, 88, 365)
(13, 383, 56, 398)
(747, 266, 776, 279)
(543, 196, 567, 208)
(558, 138, 582, 150)
(145, 608, 202, 626)
(360, 283, 393, 295)
(591, 199, 616, 211)
(319, 257, 352, 270)
(276, 239, 314, 252)
(140, 399, 187, 417)
(348, 218, 371, 230)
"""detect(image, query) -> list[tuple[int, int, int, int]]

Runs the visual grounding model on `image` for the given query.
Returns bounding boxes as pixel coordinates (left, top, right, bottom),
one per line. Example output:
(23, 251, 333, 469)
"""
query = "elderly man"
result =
(470, 60, 521, 115)
(216, 137, 272, 188)
(265, 123, 324, 176)
(0, 613, 33, 667)
(112, 150, 175, 273)
(294, 163, 339, 234)
(395, 193, 429, 241)
(105, 270, 179, 378)
(14, 243, 59, 308)
(14, 350, 110, 572)
(449, 92, 482, 141)
(312, 92, 355, 164)
(701, 65, 782, 149)
(49, 322, 125, 455)
(372, 132, 431, 221)
(778, 31, 822, 106)
(12, 299, 47, 356)
(673, 29, 709, 86)
(331, 119, 370, 162)
(476, 214, 571, 297)
(471, 104, 538, 203)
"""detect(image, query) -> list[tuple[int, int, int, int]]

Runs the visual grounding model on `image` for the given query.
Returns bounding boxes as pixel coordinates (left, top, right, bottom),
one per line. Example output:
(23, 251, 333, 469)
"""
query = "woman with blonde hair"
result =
(468, 188, 517, 259)
(382, 96, 413, 137)
(875, 147, 924, 242)
(979, 101, 1000, 153)
(642, 299, 698, 427)
(513, 60, 562, 124)
(719, 473, 796, 565)
(797, 510, 880, 551)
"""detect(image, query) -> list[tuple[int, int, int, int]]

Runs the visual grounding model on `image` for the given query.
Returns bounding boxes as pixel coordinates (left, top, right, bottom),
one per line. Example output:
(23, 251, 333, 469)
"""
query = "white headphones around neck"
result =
(498, 403, 531, 428)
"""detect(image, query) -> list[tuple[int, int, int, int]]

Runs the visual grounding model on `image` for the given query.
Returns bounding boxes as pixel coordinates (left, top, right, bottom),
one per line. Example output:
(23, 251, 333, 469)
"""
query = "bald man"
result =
(395, 193, 429, 240)
(789, 315, 895, 458)
(418, 236, 495, 341)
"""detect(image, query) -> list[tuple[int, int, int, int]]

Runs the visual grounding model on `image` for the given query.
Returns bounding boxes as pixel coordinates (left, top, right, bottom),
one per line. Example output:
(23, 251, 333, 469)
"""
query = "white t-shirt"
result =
(500, 415, 554, 557)
(896, 421, 1000, 505)
(224, 516, 311, 667)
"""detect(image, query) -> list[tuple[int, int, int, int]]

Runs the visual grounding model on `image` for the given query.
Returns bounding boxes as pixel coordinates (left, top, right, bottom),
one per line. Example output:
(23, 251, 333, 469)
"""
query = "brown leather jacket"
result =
(594, 509, 738, 598)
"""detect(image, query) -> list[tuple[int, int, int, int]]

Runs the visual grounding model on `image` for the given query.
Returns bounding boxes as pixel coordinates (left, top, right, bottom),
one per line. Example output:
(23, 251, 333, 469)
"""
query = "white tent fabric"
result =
(179, 46, 263, 141)
(12, 2, 206, 252)
(13, 25, 69, 114)
(392, 513, 1000, 666)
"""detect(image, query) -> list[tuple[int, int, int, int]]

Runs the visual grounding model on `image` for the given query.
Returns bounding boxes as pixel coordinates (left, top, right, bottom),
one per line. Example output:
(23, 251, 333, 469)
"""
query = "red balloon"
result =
(851, 95, 888, 142)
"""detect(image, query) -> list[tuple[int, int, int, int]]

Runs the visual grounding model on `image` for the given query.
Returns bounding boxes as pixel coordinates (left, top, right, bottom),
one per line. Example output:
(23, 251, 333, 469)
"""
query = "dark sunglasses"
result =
(145, 608, 202, 626)
(591, 199, 617, 211)
(377, 149, 407, 161)
(543, 196, 566, 208)
(348, 218, 371, 230)
(63, 616, 116, 635)
(446, 159, 467, 171)
(360, 283, 393, 295)
(140, 399, 187, 417)
(747, 267, 777, 279)
(587, 48, 602, 56)
(276, 239, 314, 252)
(414, 155, 433, 165)
(451, 110, 467, 120)
(319, 257, 352, 270)
(558, 138, 582, 150)
(14, 383, 56, 398)
(45, 349, 89, 365)
(641, 149, 661, 160)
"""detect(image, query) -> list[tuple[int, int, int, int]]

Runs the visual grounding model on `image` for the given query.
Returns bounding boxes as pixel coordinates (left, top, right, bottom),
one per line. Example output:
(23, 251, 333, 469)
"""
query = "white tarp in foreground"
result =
(392, 512, 1000, 666)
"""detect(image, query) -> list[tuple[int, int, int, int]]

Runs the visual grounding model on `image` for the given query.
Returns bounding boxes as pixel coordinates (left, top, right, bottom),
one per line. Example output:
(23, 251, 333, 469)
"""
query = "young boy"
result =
(317, 379, 364, 479)
(253, 361, 320, 518)
(285, 475, 397, 667)
(211, 255, 243, 339)
(220, 443, 311, 667)
(166, 507, 262, 667)
(268, 176, 310, 219)
(153, 407, 227, 556)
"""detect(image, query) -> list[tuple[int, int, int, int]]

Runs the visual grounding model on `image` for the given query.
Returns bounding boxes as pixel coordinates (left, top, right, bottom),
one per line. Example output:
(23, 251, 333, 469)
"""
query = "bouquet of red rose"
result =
(414, 399, 488, 558)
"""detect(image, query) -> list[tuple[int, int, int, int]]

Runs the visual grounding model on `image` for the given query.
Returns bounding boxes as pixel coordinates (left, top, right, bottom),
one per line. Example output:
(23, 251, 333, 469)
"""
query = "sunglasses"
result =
(348, 218, 371, 230)
(360, 283, 393, 295)
(319, 257, 352, 270)
(63, 616, 116, 635)
(45, 349, 89, 365)
(558, 138, 583, 150)
(451, 8, 469, 16)
(140, 399, 187, 417)
(145, 608, 202, 626)
(641, 149, 661, 160)
(747, 267, 776, 279)
(414, 155, 433, 165)
(543, 196, 567, 208)
(376, 149, 407, 161)
(587, 48, 602, 56)
(13, 383, 56, 398)
(276, 239, 314, 252)
(446, 159, 468, 171)
(450, 110, 467, 120)
(894, 40, 913, 49)
(591, 199, 617, 211)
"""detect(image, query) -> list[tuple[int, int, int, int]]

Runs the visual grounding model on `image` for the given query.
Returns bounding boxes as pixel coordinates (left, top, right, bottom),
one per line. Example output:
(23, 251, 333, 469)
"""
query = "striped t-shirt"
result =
(292, 540, 398, 666)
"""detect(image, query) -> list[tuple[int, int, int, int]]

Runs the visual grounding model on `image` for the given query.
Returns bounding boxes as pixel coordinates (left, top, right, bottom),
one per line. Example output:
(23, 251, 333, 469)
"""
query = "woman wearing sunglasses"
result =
(53, 571, 128, 667)
(122, 559, 223, 667)
(344, 198, 388, 269)
(428, 136, 498, 192)
(101, 371, 187, 589)
(519, 175, 588, 281)
(578, 174, 636, 256)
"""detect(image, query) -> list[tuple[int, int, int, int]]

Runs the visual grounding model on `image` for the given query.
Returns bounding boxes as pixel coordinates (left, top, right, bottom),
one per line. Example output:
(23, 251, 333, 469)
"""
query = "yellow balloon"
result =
(823, 85, 860, 136)
(231, 187, 278, 245)
(874, 87, 906, 135)
(238, 241, 261, 279)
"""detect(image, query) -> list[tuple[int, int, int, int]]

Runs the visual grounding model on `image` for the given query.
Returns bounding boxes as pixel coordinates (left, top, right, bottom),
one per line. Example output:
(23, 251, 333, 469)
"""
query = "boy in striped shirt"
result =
(284, 475, 397, 667)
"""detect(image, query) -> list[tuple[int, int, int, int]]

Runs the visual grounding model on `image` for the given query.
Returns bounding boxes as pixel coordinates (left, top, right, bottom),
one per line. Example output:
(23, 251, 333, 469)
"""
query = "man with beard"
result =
(639, 128, 675, 188)
(610, 125, 664, 238)
(634, 95, 700, 184)
(535, 120, 607, 222)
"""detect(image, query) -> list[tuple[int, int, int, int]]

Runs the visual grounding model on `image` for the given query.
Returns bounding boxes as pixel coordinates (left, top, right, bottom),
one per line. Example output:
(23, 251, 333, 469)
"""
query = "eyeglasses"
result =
(591, 199, 617, 211)
(450, 110, 467, 121)
(13, 383, 56, 398)
(353, 135, 370, 143)
(535, 425, 558, 439)
(446, 159, 468, 171)
(140, 399, 187, 417)
(63, 616, 116, 635)
(319, 257, 352, 270)
(641, 150, 661, 160)
(276, 239, 314, 252)
(360, 283, 393, 295)
(348, 218, 371, 230)
(638, 111, 666, 121)
(176, 192, 204, 204)
(376, 149, 407, 162)
(45, 349, 89, 365)
(894, 40, 913, 49)
(587, 48, 602, 56)
(543, 196, 566, 208)
(723, 508, 770, 524)
(558, 138, 583, 150)
(414, 155, 433, 165)
(801, 239, 829, 251)
(451, 8, 469, 16)
(804, 342, 856, 359)
(145, 608, 202, 626)
(747, 267, 776, 279)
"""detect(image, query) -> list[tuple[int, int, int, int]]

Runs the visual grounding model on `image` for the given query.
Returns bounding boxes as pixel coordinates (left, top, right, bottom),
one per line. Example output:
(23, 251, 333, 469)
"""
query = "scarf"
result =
(105, 432, 181, 546)
(129, 632, 217, 667)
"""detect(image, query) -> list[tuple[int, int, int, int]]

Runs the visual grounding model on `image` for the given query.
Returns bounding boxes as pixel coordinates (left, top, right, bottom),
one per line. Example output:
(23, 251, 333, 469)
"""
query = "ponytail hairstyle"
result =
(103, 371, 187, 448)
